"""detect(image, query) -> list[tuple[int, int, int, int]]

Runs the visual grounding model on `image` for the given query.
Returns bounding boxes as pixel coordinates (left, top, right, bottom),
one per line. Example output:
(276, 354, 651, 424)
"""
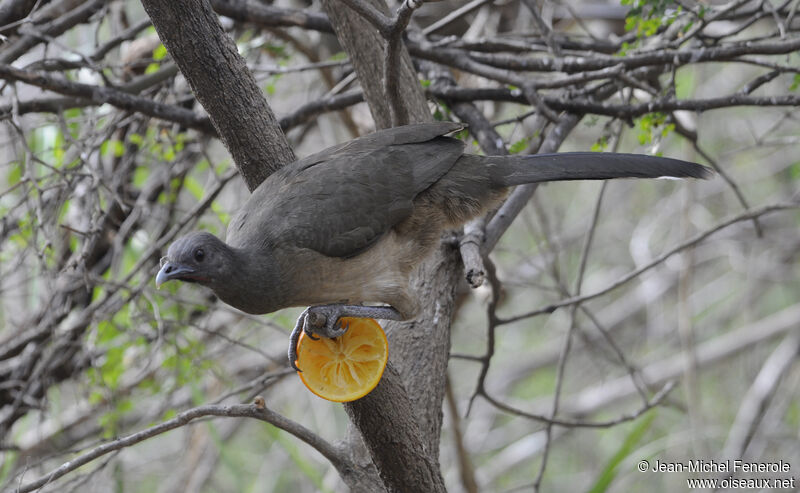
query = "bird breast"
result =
(279, 231, 419, 318)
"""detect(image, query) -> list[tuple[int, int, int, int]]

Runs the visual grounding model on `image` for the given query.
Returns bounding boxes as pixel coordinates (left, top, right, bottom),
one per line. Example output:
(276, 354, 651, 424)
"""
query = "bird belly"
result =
(283, 233, 420, 318)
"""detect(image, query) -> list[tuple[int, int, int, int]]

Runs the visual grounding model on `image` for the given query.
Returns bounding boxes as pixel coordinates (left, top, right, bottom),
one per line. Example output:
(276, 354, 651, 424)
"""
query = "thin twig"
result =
(499, 202, 800, 324)
(16, 401, 347, 493)
(481, 380, 677, 428)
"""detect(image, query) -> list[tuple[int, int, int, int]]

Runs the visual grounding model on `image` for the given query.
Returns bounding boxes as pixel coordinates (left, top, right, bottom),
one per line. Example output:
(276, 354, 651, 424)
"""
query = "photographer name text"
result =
(651, 459, 790, 473)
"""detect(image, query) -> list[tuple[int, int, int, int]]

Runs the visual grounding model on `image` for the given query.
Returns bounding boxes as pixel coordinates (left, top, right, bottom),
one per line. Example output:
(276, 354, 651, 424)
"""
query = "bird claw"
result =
(288, 304, 403, 370)
(305, 306, 350, 338)
(287, 305, 353, 371)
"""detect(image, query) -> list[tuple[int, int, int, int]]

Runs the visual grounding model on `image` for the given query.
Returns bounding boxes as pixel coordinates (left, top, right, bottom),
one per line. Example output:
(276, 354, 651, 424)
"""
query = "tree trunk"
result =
(321, 0, 456, 489)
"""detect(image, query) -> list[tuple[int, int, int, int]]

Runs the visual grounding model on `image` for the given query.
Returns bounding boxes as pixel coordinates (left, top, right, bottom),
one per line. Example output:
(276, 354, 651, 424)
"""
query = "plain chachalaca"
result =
(155, 122, 712, 368)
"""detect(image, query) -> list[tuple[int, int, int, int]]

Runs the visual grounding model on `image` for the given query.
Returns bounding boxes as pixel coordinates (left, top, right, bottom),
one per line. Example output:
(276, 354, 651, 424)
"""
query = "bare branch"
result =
(16, 401, 347, 493)
(482, 380, 677, 428)
(554, 303, 800, 416)
(500, 202, 800, 324)
(723, 333, 800, 457)
(0, 0, 107, 64)
(209, 0, 333, 33)
(0, 63, 216, 133)
(483, 114, 580, 252)
(383, 0, 429, 125)
(422, 0, 493, 35)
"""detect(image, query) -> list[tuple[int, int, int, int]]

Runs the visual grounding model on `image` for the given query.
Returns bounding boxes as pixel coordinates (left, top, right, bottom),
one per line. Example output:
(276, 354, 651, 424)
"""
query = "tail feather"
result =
(488, 152, 713, 187)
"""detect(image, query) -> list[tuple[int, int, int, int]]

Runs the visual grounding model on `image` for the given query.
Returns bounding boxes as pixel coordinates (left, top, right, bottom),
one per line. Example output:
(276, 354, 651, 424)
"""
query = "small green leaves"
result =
(591, 136, 609, 152)
(621, 0, 681, 40)
(790, 74, 800, 92)
(101, 139, 126, 158)
(635, 112, 674, 145)
(145, 44, 169, 74)
(509, 137, 530, 154)
(153, 44, 168, 60)
(265, 74, 282, 95)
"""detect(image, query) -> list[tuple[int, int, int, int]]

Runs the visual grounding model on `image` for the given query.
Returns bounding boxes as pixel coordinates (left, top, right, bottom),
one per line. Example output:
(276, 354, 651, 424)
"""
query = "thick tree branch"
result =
(209, 0, 333, 33)
(0, 63, 216, 133)
(383, 0, 428, 125)
(345, 364, 446, 493)
(452, 36, 800, 73)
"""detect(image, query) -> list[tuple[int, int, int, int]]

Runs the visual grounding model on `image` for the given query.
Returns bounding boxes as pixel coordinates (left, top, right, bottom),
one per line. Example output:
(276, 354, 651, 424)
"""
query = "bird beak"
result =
(156, 261, 196, 289)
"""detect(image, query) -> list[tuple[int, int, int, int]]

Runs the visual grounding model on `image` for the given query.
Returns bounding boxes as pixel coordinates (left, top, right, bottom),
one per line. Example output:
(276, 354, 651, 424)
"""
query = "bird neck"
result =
(212, 244, 284, 315)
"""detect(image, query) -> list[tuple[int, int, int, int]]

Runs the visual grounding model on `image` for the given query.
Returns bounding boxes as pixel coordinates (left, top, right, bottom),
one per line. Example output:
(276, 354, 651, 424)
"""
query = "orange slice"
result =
(295, 317, 388, 402)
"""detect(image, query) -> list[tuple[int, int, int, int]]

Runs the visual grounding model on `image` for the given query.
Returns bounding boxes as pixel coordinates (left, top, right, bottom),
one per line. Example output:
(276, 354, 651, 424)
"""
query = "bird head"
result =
(156, 232, 232, 290)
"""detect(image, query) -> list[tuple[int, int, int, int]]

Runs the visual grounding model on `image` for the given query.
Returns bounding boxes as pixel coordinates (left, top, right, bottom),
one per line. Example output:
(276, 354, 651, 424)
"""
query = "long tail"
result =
(485, 152, 713, 187)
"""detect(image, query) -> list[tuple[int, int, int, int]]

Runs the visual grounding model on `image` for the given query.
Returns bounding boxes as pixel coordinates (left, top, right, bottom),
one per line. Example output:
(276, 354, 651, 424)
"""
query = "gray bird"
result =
(155, 122, 711, 369)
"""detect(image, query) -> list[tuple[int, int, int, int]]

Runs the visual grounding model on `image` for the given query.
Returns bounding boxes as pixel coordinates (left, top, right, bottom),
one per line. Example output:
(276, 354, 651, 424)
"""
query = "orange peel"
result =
(295, 317, 388, 402)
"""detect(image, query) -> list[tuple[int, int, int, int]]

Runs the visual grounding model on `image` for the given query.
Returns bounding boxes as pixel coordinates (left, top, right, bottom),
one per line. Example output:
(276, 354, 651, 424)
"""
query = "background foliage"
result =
(1, 0, 799, 491)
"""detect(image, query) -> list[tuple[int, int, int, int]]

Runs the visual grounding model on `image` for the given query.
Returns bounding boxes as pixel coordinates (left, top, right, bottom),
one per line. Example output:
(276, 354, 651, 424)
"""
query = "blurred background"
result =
(0, 0, 798, 491)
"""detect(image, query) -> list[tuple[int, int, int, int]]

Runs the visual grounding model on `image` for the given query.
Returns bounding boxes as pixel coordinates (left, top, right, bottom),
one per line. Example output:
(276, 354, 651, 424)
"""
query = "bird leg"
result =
(288, 304, 403, 371)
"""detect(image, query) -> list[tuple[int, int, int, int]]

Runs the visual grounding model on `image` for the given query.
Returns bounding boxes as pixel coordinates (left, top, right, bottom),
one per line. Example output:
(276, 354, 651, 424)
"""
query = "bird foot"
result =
(288, 304, 403, 371)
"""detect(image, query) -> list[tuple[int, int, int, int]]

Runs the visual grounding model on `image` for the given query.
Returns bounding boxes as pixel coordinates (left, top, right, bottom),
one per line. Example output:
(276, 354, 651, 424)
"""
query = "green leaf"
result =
(790, 74, 800, 92)
(116, 398, 134, 414)
(265, 74, 282, 95)
(133, 166, 150, 187)
(788, 161, 800, 179)
(162, 144, 176, 161)
(153, 44, 168, 60)
(587, 411, 657, 493)
(6, 161, 23, 185)
(454, 129, 470, 140)
(184, 176, 204, 201)
(591, 136, 609, 152)
(509, 137, 530, 154)
(101, 139, 125, 157)
(100, 346, 125, 389)
(0, 450, 16, 484)
(97, 320, 121, 344)
(128, 133, 143, 147)
(265, 43, 288, 59)
(211, 201, 230, 225)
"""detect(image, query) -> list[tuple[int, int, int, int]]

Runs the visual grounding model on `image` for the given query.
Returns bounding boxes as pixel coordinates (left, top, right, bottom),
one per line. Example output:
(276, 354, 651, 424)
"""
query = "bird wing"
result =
(227, 123, 465, 258)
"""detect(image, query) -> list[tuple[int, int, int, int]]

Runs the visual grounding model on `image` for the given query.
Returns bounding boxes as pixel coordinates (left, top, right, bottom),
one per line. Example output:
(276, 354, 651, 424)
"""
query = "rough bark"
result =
(345, 364, 447, 493)
(321, 0, 458, 485)
(140, 0, 294, 191)
(320, 0, 429, 129)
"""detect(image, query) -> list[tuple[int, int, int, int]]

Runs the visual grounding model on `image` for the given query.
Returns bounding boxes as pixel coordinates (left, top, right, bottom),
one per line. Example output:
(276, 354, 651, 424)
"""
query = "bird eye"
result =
(194, 248, 205, 262)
